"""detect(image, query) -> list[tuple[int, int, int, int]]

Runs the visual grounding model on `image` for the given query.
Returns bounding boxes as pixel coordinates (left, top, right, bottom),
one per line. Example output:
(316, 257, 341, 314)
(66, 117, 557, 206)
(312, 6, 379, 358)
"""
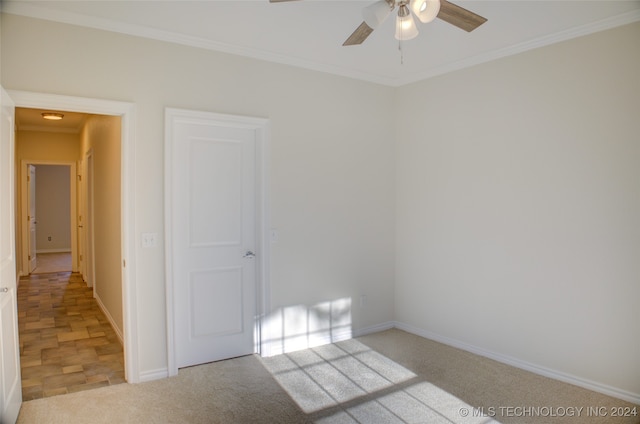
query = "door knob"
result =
(243, 251, 256, 259)
(0, 287, 9, 293)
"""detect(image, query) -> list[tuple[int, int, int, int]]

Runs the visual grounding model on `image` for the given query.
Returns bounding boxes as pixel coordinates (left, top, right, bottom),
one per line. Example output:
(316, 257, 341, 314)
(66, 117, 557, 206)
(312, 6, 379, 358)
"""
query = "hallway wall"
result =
(34, 165, 71, 253)
(80, 114, 123, 335)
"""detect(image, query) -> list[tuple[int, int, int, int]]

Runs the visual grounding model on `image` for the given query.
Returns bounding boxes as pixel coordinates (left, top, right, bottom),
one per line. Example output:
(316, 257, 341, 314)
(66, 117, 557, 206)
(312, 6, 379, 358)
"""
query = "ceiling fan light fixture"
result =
(395, 5, 419, 41)
(411, 0, 441, 23)
(41, 112, 64, 121)
(362, 0, 393, 29)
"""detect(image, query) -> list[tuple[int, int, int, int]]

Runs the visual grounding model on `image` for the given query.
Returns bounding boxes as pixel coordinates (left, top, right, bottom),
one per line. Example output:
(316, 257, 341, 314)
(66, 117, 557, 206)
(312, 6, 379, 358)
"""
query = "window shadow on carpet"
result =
(261, 339, 499, 424)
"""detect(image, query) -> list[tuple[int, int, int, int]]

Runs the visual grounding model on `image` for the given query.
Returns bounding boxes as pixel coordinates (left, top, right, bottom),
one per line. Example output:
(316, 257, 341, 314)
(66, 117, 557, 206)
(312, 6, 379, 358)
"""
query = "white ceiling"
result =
(4, 1, 640, 86)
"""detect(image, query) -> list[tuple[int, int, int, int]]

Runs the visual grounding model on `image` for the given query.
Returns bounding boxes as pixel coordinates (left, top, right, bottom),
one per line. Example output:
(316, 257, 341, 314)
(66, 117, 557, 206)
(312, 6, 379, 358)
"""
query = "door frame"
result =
(26, 164, 37, 274)
(1, 86, 20, 424)
(9, 90, 141, 383)
(164, 108, 271, 377)
(20, 161, 77, 274)
(83, 149, 97, 293)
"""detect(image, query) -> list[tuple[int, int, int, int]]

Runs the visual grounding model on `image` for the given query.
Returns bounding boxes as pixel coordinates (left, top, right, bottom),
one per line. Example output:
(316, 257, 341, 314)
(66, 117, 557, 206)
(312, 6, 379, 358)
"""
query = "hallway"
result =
(17, 271, 125, 400)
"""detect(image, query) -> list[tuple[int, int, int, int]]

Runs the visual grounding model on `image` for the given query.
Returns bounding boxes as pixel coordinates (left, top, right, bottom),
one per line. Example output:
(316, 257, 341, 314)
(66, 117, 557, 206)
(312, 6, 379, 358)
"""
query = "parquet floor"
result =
(17, 272, 126, 400)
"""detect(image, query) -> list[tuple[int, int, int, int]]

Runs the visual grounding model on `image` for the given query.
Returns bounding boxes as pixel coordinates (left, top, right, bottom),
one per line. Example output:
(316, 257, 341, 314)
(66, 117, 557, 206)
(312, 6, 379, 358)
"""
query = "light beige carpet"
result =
(17, 329, 639, 424)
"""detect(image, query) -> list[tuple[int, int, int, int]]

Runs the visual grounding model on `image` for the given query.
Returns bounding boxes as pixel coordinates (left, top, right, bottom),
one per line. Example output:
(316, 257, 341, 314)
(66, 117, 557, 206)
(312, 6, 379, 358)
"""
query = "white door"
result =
(27, 165, 37, 273)
(167, 110, 261, 369)
(0, 88, 22, 423)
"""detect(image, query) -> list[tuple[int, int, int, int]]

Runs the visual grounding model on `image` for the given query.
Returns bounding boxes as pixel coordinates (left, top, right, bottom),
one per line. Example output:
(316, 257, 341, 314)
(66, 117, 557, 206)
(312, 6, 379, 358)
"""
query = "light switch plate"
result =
(141, 232, 157, 248)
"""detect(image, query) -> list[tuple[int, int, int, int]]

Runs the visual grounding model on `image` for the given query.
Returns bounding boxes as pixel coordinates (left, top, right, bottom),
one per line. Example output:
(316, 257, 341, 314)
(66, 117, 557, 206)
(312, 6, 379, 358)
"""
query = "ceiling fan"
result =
(269, 0, 487, 46)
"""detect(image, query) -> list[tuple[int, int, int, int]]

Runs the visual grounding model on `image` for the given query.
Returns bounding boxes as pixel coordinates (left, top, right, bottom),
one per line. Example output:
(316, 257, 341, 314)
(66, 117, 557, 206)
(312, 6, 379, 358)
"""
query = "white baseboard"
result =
(394, 321, 640, 405)
(94, 293, 124, 346)
(36, 248, 71, 254)
(133, 317, 638, 404)
(139, 368, 169, 383)
(353, 321, 395, 337)
(260, 326, 354, 358)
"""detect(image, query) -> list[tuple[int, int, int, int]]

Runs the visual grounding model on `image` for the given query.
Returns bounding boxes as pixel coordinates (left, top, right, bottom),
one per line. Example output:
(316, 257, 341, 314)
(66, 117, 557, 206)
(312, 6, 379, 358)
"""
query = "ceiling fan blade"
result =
(437, 0, 487, 32)
(343, 22, 374, 46)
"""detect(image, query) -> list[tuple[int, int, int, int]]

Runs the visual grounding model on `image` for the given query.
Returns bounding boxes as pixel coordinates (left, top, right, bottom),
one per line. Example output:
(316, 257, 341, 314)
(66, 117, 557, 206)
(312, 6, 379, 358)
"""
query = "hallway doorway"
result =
(8, 91, 139, 404)
(21, 163, 75, 276)
(12, 92, 138, 400)
(14, 105, 126, 399)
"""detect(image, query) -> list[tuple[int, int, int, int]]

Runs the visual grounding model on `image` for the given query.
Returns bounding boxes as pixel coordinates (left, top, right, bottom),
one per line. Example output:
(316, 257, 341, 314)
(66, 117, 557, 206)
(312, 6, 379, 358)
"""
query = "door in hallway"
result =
(167, 109, 262, 368)
(0, 88, 22, 423)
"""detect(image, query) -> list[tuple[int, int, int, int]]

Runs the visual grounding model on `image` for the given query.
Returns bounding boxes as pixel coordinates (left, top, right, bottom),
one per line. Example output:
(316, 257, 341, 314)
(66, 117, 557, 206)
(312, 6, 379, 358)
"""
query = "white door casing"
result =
(77, 159, 85, 278)
(27, 165, 37, 273)
(84, 150, 96, 291)
(0, 87, 22, 424)
(165, 108, 270, 373)
(8, 90, 140, 382)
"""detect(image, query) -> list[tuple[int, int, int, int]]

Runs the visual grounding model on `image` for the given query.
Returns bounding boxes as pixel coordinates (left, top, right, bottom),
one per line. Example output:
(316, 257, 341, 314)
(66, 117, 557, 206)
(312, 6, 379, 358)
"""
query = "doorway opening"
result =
(29, 164, 74, 274)
(21, 163, 75, 276)
(9, 89, 138, 385)
(12, 96, 136, 398)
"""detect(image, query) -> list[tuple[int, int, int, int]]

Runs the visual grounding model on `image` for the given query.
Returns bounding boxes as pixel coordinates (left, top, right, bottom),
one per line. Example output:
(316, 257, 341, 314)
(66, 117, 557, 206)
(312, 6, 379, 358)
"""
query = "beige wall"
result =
(1, 13, 397, 377)
(395, 22, 640, 398)
(80, 115, 123, 334)
(34, 165, 71, 252)
(16, 130, 80, 162)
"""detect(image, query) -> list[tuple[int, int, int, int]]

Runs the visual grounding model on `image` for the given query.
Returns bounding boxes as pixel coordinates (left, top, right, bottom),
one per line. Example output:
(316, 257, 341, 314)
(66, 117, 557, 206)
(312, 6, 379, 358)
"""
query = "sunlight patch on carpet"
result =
(261, 339, 500, 424)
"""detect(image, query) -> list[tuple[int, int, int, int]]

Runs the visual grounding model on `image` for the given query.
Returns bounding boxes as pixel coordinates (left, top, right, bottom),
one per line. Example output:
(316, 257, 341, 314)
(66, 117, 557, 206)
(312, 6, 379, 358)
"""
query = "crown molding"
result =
(1, 1, 396, 86)
(397, 8, 640, 86)
(3, 2, 640, 87)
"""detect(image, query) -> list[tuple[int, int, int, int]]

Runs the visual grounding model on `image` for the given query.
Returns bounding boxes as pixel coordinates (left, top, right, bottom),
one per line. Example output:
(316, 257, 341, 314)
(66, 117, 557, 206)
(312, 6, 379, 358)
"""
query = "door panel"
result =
(168, 110, 259, 369)
(0, 87, 22, 424)
(188, 139, 243, 246)
(191, 267, 243, 337)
